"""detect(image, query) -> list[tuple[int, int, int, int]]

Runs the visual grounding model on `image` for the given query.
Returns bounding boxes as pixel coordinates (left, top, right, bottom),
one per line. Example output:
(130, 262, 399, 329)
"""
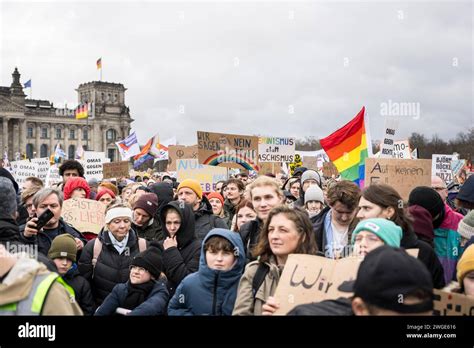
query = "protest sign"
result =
(176, 159, 228, 192)
(31, 158, 50, 182)
(258, 162, 282, 175)
(45, 164, 61, 187)
(452, 159, 466, 177)
(302, 156, 318, 170)
(379, 118, 399, 158)
(197, 131, 259, 171)
(258, 137, 295, 163)
(102, 161, 130, 179)
(365, 158, 431, 201)
(168, 145, 198, 171)
(392, 140, 411, 159)
(83, 151, 106, 181)
(433, 289, 474, 316)
(432, 154, 456, 184)
(411, 148, 419, 159)
(289, 154, 303, 175)
(10, 160, 39, 186)
(61, 198, 106, 234)
(322, 162, 339, 178)
(273, 254, 361, 315)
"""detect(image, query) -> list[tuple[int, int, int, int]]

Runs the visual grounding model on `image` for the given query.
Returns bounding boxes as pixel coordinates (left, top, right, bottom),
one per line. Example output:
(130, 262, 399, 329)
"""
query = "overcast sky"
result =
(1, 1, 472, 146)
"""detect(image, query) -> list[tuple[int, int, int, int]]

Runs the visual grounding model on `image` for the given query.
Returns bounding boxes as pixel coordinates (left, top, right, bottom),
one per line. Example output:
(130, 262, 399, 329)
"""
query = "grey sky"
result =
(1, 1, 472, 146)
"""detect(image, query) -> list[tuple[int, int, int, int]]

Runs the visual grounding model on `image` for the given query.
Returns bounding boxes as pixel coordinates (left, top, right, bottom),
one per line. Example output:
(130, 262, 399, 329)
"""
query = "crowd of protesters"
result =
(0, 159, 473, 316)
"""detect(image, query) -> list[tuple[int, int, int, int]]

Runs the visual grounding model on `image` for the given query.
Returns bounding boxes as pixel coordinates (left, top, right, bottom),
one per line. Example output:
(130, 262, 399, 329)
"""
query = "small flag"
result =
(97, 58, 102, 70)
(149, 134, 161, 157)
(75, 103, 88, 119)
(115, 132, 141, 160)
(54, 143, 66, 163)
(75, 145, 85, 160)
(24, 79, 31, 88)
(155, 136, 177, 161)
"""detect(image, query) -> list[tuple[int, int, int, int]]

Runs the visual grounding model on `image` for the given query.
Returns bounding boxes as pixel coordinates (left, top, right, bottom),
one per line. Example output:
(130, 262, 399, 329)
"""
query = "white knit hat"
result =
(458, 210, 474, 240)
(304, 185, 325, 204)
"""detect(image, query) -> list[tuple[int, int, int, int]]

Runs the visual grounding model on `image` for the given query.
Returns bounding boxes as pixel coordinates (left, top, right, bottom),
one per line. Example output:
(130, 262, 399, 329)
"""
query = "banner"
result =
(273, 254, 361, 315)
(365, 158, 432, 201)
(258, 137, 295, 163)
(115, 132, 141, 160)
(83, 151, 106, 181)
(31, 158, 50, 182)
(168, 145, 198, 171)
(197, 131, 259, 170)
(102, 161, 130, 179)
(45, 164, 61, 187)
(61, 198, 106, 234)
(392, 140, 411, 159)
(176, 159, 227, 192)
(432, 154, 456, 184)
(379, 118, 399, 158)
(10, 160, 39, 186)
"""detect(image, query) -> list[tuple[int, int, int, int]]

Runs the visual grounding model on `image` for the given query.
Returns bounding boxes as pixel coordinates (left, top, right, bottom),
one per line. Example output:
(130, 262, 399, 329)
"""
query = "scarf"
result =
(122, 281, 155, 310)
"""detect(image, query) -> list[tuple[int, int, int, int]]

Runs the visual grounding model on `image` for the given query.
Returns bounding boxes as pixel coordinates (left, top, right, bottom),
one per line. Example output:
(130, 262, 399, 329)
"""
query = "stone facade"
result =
(0, 68, 133, 162)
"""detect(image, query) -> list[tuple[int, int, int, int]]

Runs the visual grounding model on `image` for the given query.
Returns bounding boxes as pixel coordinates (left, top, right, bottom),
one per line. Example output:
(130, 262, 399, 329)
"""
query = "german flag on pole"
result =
(97, 58, 102, 70)
(75, 103, 88, 119)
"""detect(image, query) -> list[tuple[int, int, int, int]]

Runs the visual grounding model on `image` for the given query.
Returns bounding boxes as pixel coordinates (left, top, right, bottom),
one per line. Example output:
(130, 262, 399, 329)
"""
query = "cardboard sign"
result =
(258, 162, 282, 175)
(83, 151, 106, 181)
(302, 156, 318, 170)
(322, 162, 339, 178)
(197, 131, 259, 171)
(392, 140, 411, 159)
(432, 154, 456, 184)
(45, 164, 61, 187)
(273, 254, 361, 315)
(379, 118, 399, 158)
(168, 145, 198, 171)
(365, 158, 432, 201)
(102, 161, 130, 179)
(31, 158, 50, 182)
(176, 159, 228, 192)
(258, 137, 295, 163)
(61, 198, 106, 234)
(433, 289, 474, 316)
(411, 148, 418, 159)
(10, 160, 39, 185)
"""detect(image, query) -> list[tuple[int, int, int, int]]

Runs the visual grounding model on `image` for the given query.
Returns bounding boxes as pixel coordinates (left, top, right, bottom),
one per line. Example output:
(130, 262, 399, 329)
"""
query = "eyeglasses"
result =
(129, 266, 149, 274)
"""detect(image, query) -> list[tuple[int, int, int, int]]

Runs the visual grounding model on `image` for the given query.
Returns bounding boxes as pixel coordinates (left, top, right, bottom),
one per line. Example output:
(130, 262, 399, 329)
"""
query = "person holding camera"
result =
(20, 188, 87, 256)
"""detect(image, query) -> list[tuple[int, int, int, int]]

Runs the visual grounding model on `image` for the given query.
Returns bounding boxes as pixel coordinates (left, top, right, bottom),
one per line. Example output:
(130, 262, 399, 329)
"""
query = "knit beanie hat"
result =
(133, 193, 159, 217)
(457, 244, 474, 285)
(0, 177, 17, 218)
(457, 175, 474, 204)
(408, 186, 446, 229)
(408, 205, 435, 242)
(352, 218, 403, 248)
(177, 179, 203, 199)
(131, 249, 163, 279)
(305, 184, 324, 204)
(96, 188, 116, 201)
(63, 177, 91, 200)
(48, 234, 77, 262)
(458, 210, 474, 240)
(300, 170, 321, 188)
(207, 192, 224, 206)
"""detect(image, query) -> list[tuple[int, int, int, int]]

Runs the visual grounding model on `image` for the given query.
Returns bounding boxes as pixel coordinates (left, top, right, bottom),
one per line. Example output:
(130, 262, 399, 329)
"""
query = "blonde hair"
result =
(247, 176, 284, 200)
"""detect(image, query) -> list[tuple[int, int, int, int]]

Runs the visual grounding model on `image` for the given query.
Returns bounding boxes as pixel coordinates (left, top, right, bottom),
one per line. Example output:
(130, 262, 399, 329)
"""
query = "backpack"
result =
(91, 237, 147, 268)
(251, 262, 270, 299)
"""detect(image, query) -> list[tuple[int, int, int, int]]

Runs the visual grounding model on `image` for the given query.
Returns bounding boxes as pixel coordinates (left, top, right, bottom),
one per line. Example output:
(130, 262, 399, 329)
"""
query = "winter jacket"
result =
(288, 297, 353, 316)
(95, 280, 169, 316)
(0, 257, 83, 315)
(401, 229, 446, 289)
(0, 215, 22, 244)
(168, 228, 246, 315)
(434, 204, 463, 284)
(223, 199, 239, 229)
(19, 218, 87, 257)
(194, 196, 228, 241)
(133, 218, 164, 242)
(150, 201, 201, 296)
(78, 228, 145, 306)
(232, 256, 281, 315)
(60, 263, 95, 315)
(239, 218, 263, 262)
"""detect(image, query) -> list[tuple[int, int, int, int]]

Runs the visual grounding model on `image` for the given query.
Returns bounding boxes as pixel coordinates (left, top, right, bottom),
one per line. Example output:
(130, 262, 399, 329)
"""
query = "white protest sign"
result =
(10, 160, 39, 186)
(432, 154, 457, 184)
(392, 140, 411, 159)
(176, 159, 227, 192)
(83, 151, 106, 181)
(379, 118, 399, 158)
(45, 164, 61, 187)
(31, 158, 50, 182)
(258, 137, 295, 163)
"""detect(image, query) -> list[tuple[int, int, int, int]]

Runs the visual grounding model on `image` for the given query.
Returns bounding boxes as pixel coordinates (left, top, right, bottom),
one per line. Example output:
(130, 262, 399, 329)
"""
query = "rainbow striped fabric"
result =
(319, 107, 368, 187)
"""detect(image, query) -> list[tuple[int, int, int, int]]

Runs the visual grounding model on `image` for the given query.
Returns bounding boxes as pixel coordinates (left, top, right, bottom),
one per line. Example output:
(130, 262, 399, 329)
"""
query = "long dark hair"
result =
(253, 205, 318, 263)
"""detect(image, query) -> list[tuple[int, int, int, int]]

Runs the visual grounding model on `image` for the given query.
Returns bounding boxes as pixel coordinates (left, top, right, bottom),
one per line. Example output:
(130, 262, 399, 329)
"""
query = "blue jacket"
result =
(94, 280, 169, 316)
(168, 228, 246, 316)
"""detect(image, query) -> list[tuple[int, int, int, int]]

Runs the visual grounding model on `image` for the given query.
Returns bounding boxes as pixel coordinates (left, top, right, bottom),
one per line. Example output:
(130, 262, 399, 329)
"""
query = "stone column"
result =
(12, 120, 19, 160)
(2, 117, 9, 155)
(102, 126, 107, 153)
(19, 119, 26, 157)
(78, 126, 83, 149)
(35, 123, 40, 158)
(64, 125, 69, 159)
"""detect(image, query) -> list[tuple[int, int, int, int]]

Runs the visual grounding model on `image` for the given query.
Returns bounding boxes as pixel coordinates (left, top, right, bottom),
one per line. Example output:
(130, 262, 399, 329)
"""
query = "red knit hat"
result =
(96, 187, 116, 201)
(63, 177, 91, 200)
(207, 192, 224, 206)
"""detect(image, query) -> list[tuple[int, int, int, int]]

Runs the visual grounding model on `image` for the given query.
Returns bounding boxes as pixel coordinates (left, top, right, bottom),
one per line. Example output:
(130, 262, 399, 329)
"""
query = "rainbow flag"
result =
(133, 137, 153, 168)
(319, 107, 369, 187)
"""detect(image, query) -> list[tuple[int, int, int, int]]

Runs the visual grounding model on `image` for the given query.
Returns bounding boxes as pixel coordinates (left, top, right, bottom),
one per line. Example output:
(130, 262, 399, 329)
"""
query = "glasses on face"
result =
(129, 266, 149, 274)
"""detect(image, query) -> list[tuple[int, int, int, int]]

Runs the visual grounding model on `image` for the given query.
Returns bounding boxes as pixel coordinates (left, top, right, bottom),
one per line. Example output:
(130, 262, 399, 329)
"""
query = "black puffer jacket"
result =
(60, 263, 95, 315)
(19, 218, 87, 256)
(150, 201, 201, 296)
(194, 196, 227, 241)
(239, 218, 263, 263)
(78, 228, 145, 306)
(401, 229, 446, 289)
(0, 215, 21, 244)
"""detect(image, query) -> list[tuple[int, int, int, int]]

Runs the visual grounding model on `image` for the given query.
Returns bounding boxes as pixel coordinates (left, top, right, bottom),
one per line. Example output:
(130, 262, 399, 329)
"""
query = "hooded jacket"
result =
(0, 215, 21, 245)
(194, 196, 228, 241)
(78, 228, 144, 306)
(0, 256, 83, 315)
(150, 201, 201, 296)
(168, 228, 246, 315)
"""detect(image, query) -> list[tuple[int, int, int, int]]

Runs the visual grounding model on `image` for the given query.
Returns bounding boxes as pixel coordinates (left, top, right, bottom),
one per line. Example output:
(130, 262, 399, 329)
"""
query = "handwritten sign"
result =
(197, 131, 259, 171)
(258, 137, 295, 163)
(10, 160, 39, 185)
(302, 156, 318, 170)
(103, 161, 130, 179)
(168, 145, 198, 171)
(273, 254, 361, 315)
(433, 289, 474, 316)
(392, 140, 411, 159)
(432, 154, 456, 184)
(258, 162, 282, 175)
(365, 158, 432, 201)
(45, 164, 61, 187)
(176, 159, 228, 192)
(379, 118, 399, 158)
(322, 162, 339, 178)
(83, 151, 106, 181)
(61, 198, 106, 234)
(31, 158, 50, 182)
